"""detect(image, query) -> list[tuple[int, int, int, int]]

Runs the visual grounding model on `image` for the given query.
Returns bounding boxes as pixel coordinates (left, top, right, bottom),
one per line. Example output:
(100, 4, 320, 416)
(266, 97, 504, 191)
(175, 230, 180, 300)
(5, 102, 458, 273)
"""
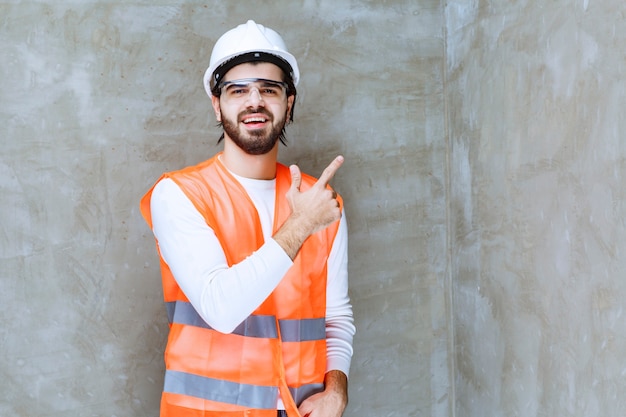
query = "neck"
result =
(221, 139, 279, 180)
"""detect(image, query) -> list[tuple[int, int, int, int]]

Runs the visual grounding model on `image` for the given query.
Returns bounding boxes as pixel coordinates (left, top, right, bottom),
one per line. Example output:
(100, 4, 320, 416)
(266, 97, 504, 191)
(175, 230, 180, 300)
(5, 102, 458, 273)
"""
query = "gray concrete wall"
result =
(7, 1, 624, 416)
(446, 1, 626, 416)
(1, 2, 449, 416)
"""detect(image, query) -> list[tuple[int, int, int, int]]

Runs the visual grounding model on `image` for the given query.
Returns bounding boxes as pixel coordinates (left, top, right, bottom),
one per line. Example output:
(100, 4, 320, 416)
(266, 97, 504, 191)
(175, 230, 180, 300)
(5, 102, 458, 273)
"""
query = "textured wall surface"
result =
(446, 1, 626, 416)
(11, 1, 623, 416)
(1, 2, 449, 416)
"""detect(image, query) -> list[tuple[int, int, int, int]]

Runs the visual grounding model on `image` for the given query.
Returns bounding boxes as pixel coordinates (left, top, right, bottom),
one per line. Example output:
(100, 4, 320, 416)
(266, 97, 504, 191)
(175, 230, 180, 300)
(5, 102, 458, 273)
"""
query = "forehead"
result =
(222, 62, 284, 82)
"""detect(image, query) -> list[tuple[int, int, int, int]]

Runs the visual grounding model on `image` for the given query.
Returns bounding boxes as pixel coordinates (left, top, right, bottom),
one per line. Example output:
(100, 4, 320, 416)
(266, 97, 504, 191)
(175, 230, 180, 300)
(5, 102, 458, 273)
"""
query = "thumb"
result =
(290, 164, 302, 192)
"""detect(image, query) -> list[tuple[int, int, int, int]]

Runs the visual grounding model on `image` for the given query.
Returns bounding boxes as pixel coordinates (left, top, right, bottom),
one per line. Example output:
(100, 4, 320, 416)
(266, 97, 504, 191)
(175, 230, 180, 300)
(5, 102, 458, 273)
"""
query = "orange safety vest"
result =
(140, 153, 342, 417)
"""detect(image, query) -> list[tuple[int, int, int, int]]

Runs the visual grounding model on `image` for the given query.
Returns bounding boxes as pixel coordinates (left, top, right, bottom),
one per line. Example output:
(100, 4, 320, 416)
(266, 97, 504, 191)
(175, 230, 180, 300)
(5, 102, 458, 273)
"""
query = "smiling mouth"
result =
(243, 116, 268, 124)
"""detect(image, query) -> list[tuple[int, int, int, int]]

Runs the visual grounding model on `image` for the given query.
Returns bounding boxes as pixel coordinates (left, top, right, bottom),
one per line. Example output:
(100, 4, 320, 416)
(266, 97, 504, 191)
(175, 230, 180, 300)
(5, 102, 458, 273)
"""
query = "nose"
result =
(245, 87, 264, 106)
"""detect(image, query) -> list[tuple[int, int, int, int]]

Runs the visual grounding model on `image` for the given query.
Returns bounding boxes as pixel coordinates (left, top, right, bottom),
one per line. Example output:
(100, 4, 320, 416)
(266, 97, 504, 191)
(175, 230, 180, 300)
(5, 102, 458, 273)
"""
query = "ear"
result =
(211, 95, 221, 121)
(286, 94, 295, 120)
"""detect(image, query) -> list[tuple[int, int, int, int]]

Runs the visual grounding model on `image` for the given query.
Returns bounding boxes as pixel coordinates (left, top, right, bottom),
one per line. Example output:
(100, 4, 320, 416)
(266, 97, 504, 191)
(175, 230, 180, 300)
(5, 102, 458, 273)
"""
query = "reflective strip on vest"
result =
(279, 318, 326, 342)
(170, 301, 278, 338)
(290, 383, 325, 405)
(166, 301, 176, 324)
(168, 301, 325, 341)
(164, 370, 279, 409)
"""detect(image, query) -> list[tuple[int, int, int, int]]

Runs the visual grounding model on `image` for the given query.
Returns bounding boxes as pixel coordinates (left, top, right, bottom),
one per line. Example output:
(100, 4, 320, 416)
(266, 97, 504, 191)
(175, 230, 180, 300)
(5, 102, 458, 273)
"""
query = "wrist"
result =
(324, 370, 348, 403)
(273, 215, 313, 260)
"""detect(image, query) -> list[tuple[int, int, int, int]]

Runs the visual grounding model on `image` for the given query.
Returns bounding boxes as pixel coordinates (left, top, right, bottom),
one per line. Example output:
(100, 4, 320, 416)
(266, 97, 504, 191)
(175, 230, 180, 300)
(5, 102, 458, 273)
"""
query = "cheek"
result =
(217, 106, 233, 123)
(271, 104, 289, 121)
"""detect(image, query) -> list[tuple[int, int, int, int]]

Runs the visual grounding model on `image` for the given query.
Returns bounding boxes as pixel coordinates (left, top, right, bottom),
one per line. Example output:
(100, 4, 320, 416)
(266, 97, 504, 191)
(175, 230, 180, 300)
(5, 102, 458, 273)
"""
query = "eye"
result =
(260, 82, 286, 96)
(226, 85, 249, 96)
(261, 87, 280, 96)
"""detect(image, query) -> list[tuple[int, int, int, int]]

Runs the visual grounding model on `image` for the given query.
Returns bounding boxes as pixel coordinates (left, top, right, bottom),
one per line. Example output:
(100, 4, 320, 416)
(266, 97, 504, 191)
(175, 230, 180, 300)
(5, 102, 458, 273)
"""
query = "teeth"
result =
(244, 117, 266, 123)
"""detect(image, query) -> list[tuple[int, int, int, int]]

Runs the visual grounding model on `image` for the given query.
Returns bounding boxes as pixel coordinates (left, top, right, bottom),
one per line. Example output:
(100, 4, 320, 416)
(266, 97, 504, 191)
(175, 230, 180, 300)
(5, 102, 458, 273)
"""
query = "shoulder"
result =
(167, 155, 220, 181)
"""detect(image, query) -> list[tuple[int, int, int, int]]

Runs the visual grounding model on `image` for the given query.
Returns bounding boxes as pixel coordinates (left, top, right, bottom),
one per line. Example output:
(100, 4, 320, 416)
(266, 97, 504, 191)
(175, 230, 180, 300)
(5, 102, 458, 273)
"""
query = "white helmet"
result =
(204, 20, 300, 97)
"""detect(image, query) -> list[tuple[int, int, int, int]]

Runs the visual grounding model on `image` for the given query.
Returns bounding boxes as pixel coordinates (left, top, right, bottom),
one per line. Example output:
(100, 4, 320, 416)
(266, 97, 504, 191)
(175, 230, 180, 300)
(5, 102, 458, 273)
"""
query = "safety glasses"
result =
(218, 78, 288, 103)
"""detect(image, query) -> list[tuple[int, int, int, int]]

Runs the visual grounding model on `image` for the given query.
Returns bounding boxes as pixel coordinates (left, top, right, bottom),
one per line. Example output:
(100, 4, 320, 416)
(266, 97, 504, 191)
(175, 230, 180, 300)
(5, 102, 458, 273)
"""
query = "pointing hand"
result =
(274, 156, 344, 259)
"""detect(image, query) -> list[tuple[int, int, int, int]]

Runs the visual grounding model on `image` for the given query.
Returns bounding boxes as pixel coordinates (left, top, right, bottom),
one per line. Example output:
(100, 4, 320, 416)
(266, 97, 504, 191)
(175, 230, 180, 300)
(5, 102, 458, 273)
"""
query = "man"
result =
(140, 20, 355, 417)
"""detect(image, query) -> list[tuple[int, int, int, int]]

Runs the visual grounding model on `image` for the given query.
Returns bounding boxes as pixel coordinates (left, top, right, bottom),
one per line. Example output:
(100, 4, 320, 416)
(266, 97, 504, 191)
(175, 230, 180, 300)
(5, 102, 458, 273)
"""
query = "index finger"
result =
(317, 155, 344, 186)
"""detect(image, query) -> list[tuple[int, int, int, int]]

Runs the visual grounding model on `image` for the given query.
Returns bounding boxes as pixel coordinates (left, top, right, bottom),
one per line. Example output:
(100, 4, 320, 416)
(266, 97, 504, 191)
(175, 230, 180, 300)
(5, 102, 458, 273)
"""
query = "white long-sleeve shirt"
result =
(149, 173, 355, 380)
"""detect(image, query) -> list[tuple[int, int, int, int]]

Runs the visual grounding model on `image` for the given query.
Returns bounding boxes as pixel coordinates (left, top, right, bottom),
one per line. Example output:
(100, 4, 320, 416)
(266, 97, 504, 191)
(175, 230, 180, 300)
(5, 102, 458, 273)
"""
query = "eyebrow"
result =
(221, 78, 287, 88)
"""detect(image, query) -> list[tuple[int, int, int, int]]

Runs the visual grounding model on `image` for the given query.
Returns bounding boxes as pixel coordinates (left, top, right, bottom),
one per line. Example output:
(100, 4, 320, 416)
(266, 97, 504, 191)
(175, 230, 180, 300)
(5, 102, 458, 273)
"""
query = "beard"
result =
(221, 107, 288, 155)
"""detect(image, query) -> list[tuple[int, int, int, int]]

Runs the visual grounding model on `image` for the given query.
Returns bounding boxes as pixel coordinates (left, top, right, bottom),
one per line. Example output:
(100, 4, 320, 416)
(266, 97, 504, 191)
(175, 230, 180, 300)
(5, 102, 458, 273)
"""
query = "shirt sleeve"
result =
(150, 178, 293, 334)
(325, 211, 356, 377)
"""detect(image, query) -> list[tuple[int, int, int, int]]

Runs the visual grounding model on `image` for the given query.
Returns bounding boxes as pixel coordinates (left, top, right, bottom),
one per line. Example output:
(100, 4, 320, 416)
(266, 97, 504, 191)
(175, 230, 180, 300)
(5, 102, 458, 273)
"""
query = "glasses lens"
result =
(220, 78, 287, 102)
